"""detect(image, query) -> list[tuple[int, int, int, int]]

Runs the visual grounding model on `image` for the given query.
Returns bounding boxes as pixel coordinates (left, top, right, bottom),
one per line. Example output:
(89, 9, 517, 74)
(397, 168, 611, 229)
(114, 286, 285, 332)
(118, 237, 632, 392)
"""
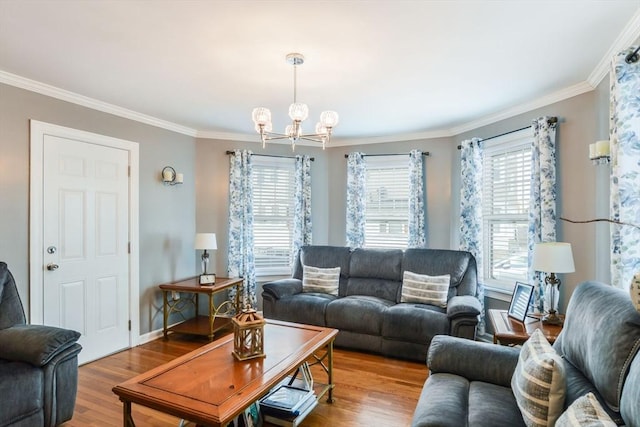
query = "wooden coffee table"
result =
(488, 309, 563, 346)
(112, 320, 338, 427)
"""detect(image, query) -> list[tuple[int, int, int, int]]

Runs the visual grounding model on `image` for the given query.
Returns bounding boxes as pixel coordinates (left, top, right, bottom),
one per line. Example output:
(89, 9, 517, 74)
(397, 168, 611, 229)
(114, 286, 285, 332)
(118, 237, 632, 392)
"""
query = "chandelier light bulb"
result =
(252, 107, 271, 126)
(255, 121, 272, 134)
(320, 110, 339, 128)
(315, 122, 327, 134)
(288, 102, 309, 122)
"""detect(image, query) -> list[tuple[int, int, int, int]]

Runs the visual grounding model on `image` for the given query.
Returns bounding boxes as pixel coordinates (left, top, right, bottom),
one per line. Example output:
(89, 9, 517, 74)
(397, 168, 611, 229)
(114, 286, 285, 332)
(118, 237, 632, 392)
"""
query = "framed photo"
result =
(508, 282, 534, 323)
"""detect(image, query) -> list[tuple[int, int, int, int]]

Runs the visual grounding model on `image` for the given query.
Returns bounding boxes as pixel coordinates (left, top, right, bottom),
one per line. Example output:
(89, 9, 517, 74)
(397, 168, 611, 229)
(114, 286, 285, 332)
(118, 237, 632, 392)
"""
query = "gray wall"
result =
(0, 83, 196, 335)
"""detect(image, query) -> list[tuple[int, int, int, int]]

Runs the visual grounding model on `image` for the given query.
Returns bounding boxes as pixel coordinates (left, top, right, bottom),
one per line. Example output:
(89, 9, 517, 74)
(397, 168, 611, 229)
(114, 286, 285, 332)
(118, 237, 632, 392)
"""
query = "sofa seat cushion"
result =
(382, 303, 447, 343)
(326, 296, 394, 335)
(469, 381, 526, 427)
(411, 373, 525, 427)
(267, 293, 336, 326)
(0, 360, 43, 426)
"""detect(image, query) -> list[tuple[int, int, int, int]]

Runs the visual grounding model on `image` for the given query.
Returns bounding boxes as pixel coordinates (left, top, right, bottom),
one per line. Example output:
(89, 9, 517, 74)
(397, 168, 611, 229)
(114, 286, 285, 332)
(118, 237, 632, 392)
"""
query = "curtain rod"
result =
(343, 152, 430, 159)
(626, 46, 640, 64)
(456, 116, 558, 149)
(225, 151, 314, 161)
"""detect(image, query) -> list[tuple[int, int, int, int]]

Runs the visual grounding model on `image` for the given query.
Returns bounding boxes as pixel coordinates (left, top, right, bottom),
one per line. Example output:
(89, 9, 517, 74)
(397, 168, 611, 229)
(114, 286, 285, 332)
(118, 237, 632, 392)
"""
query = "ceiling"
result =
(1, 1, 639, 144)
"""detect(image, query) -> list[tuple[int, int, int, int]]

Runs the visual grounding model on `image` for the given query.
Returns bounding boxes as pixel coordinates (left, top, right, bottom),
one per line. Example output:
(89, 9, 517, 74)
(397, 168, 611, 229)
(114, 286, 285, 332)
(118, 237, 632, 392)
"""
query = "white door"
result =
(43, 135, 130, 364)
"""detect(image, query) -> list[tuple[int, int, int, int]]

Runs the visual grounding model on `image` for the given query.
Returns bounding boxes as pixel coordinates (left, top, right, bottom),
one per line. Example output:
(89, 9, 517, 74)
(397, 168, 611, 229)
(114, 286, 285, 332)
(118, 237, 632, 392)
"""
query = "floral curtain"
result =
(527, 117, 557, 311)
(408, 149, 427, 248)
(292, 154, 313, 266)
(346, 152, 366, 248)
(227, 149, 256, 310)
(459, 138, 485, 335)
(610, 47, 640, 290)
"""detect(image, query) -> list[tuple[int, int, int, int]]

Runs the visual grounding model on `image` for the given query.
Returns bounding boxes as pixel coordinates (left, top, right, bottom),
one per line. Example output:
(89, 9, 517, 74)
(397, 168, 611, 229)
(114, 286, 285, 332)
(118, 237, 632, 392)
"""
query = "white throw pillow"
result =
(555, 392, 616, 427)
(511, 329, 566, 427)
(400, 271, 450, 307)
(302, 265, 340, 296)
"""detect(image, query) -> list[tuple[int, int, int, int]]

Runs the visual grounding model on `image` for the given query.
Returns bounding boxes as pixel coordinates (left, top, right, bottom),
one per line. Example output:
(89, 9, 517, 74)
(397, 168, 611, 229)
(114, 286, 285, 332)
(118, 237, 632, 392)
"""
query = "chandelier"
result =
(252, 53, 339, 150)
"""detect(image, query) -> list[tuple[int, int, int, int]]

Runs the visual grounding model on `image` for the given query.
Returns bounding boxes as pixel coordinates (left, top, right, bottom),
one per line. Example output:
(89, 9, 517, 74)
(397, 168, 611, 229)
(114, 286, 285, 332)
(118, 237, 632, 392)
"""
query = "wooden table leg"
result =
(162, 291, 169, 340)
(327, 340, 334, 403)
(123, 400, 135, 427)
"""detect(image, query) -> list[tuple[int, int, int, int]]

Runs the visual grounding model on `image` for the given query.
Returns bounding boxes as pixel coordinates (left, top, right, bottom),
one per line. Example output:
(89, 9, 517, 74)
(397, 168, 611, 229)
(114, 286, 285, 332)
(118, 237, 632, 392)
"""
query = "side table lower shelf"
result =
(167, 315, 233, 338)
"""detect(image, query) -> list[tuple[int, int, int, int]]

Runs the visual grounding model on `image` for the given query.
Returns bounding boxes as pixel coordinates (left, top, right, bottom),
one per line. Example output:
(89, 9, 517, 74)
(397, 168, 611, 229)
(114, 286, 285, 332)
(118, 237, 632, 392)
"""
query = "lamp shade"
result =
(195, 233, 217, 250)
(532, 242, 575, 273)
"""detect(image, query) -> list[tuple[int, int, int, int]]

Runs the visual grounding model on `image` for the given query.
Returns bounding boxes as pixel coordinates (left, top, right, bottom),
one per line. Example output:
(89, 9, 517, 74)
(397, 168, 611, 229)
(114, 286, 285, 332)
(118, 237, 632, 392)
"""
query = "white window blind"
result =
(364, 156, 409, 249)
(482, 133, 532, 291)
(252, 156, 295, 276)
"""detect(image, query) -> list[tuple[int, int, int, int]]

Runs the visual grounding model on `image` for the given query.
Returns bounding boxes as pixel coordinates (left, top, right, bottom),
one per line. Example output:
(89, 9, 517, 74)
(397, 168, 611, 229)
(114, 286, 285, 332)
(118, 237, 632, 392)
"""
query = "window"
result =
(364, 156, 410, 248)
(482, 130, 532, 292)
(252, 156, 296, 276)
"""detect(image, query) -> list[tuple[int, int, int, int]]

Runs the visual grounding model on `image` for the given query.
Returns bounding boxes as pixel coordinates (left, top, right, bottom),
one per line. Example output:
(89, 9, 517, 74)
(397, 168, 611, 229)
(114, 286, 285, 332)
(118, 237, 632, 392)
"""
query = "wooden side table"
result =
(488, 309, 563, 346)
(160, 276, 243, 340)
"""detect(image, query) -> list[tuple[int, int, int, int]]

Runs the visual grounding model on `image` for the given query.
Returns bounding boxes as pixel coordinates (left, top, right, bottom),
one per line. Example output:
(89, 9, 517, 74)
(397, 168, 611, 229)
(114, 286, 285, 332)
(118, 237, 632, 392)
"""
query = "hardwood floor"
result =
(63, 332, 428, 427)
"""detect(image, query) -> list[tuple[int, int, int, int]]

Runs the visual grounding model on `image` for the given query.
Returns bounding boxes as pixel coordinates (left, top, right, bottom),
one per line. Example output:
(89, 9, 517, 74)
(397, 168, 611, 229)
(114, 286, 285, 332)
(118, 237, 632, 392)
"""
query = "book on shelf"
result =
(261, 395, 317, 427)
(259, 384, 314, 416)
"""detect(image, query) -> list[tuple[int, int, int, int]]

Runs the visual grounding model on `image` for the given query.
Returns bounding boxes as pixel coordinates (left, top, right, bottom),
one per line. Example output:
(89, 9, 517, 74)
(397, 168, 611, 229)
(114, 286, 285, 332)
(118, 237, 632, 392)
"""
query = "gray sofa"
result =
(0, 262, 82, 427)
(262, 245, 481, 362)
(411, 281, 640, 427)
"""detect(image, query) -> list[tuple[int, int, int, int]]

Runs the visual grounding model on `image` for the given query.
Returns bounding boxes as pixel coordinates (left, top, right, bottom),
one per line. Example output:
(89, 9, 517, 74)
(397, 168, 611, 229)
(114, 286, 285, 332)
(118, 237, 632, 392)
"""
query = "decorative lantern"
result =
(232, 309, 266, 361)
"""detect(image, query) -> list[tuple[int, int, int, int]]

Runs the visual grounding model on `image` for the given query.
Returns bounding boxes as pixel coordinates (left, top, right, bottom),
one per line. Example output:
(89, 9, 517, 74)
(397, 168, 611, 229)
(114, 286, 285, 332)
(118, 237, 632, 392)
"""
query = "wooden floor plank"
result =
(62, 333, 428, 426)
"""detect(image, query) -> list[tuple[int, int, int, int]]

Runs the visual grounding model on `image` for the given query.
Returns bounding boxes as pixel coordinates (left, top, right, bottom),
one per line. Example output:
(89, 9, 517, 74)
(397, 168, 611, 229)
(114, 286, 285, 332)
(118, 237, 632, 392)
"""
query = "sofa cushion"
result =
(347, 249, 403, 301)
(620, 351, 640, 427)
(326, 296, 394, 335)
(0, 262, 27, 329)
(265, 293, 335, 326)
(401, 271, 450, 307)
(295, 246, 352, 296)
(302, 265, 340, 296)
(0, 325, 81, 366)
(0, 360, 43, 426)
(555, 392, 616, 427)
(555, 281, 640, 413)
(511, 329, 566, 427)
(469, 381, 526, 427)
(402, 249, 477, 297)
(382, 303, 447, 343)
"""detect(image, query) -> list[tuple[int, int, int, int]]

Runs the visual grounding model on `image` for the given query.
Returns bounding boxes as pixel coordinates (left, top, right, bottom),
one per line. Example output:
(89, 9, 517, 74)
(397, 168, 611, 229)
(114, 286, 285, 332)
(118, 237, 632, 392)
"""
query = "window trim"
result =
(481, 128, 533, 293)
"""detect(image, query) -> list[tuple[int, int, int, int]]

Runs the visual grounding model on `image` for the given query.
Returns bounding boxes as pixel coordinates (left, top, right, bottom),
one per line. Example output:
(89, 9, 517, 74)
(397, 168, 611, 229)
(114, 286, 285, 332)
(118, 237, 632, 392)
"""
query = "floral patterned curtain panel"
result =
(408, 149, 427, 248)
(292, 154, 313, 266)
(610, 47, 640, 290)
(459, 138, 485, 335)
(227, 149, 256, 309)
(346, 152, 366, 248)
(527, 117, 557, 311)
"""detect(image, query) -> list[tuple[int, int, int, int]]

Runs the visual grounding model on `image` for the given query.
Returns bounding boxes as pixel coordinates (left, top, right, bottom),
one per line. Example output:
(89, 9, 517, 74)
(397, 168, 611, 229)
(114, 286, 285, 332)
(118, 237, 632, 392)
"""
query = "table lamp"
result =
(195, 233, 217, 285)
(532, 242, 575, 325)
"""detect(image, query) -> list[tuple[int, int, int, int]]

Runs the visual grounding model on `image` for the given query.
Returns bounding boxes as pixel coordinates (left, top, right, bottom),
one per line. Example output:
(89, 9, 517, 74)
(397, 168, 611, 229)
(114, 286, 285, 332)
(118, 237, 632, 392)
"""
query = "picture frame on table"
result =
(508, 282, 534, 323)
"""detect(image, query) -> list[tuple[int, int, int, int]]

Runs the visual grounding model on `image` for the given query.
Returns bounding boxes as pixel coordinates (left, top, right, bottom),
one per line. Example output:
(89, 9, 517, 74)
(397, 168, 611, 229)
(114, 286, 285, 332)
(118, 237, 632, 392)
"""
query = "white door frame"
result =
(29, 120, 140, 348)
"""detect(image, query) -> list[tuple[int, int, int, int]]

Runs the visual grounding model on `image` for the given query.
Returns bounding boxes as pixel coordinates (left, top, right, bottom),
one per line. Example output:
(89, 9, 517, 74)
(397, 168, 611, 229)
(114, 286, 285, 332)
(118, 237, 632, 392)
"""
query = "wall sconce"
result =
(588, 140, 610, 165)
(161, 166, 183, 185)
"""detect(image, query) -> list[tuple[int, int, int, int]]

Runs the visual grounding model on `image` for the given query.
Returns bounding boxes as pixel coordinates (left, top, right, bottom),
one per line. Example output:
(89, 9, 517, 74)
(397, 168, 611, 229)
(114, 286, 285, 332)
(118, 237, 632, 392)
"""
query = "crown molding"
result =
(588, 8, 640, 87)
(448, 81, 594, 136)
(195, 130, 255, 141)
(0, 70, 198, 137)
(329, 129, 454, 147)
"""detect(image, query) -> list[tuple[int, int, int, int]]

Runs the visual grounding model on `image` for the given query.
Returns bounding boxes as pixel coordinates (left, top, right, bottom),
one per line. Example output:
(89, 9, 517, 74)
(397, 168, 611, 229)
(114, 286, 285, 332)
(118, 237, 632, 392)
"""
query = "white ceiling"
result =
(1, 1, 639, 143)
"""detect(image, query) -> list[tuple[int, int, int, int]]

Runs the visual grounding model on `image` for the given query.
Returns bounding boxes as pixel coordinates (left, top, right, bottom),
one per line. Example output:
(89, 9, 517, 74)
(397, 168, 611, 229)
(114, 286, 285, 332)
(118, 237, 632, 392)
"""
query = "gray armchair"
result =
(0, 262, 82, 427)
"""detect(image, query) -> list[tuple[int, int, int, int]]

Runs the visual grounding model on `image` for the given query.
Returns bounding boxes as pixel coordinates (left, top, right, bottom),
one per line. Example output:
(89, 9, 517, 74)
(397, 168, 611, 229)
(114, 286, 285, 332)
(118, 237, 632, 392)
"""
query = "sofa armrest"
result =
(427, 335, 520, 387)
(0, 324, 80, 367)
(446, 295, 481, 319)
(262, 278, 303, 300)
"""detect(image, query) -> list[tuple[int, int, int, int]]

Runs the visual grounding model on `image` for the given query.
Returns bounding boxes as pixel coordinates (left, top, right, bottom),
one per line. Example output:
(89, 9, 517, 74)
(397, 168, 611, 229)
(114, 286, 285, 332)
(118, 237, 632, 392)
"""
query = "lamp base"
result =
(542, 310, 563, 325)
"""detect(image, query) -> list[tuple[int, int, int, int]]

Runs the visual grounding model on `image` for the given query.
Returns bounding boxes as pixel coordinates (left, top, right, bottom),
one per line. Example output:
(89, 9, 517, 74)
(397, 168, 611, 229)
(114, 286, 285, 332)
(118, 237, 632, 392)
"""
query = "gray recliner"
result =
(0, 262, 82, 427)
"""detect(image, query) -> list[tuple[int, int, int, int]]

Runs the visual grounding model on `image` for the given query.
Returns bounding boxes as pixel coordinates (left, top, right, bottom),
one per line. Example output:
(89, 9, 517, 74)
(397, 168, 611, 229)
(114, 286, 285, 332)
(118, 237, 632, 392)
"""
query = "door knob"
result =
(46, 263, 59, 271)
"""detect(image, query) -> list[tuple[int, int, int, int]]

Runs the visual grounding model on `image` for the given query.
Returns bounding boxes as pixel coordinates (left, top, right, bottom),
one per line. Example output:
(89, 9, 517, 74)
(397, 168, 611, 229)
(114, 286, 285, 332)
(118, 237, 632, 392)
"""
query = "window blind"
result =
(364, 156, 409, 249)
(483, 141, 532, 289)
(252, 157, 295, 276)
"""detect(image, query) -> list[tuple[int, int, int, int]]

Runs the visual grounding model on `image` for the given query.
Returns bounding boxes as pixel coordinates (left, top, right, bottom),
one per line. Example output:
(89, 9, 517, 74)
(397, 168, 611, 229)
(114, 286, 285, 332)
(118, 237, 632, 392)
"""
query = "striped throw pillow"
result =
(555, 393, 616, 427)
(400, 271, 450, 307)
(511, 329, 566, 427)
(302, 265, 340, 296)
